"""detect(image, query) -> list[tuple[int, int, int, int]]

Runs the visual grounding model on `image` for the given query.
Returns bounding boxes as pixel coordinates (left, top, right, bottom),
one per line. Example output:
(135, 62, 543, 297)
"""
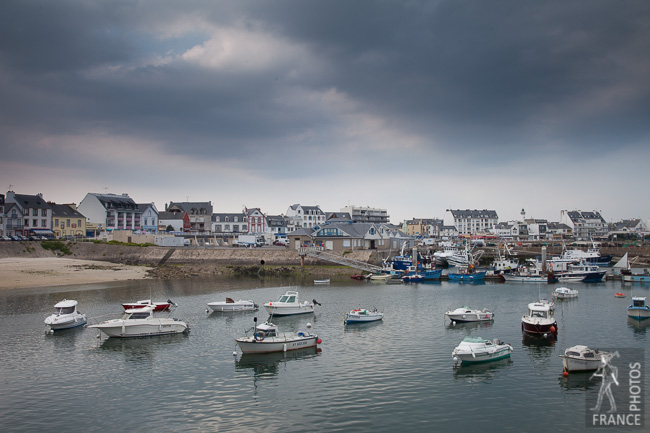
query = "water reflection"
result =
(521, 332, 557, 365)
(452, 358, 513, 383)
(444, 320, 493, 333)
(558, 371, 600, 392)
(96, 334, 189, 365)
(627, 317, 650, 334)
(234, 347, 321, 378)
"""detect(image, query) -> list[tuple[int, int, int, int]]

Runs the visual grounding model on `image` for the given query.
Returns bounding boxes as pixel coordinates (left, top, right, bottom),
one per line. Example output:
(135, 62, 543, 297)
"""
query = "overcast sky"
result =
(1, 0, 648, 224)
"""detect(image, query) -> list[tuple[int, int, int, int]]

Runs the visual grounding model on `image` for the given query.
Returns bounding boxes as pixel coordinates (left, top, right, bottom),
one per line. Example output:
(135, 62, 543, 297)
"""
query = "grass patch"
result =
(41, 240, 72, 255)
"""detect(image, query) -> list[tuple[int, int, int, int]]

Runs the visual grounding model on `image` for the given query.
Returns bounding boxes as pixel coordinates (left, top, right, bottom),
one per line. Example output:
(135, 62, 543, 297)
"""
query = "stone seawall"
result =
(0, 241, 384, 279)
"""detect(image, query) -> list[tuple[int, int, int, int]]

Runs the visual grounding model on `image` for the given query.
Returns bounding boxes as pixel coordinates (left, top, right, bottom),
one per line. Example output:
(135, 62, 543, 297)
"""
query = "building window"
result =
(66, 219, 70, 227)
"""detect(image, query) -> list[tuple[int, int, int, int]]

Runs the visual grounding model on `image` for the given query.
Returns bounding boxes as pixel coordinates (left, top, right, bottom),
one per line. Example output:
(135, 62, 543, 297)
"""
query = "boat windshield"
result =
(632, 300, 645, 308)
(530, 310, 548, 318)
(55, 306, 75, 315)
(278, 295, 296, 303)
(127, 312, 151, 320)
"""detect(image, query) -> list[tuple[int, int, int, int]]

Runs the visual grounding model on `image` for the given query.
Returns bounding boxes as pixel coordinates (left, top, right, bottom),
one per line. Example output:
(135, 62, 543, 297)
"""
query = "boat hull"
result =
(623, 274, 650, 283)
(521, 319, 558, 335)
(235, 335, 318, 354)
(264, 305, 314, 316)
(627, 308, 650, 320)
(45, 315, 87, 330)
(560, 357, 602, 372)
(454, 349, 512, 364)
(446, 313, 493, 323)
(345, 311, 383, 324)
(89, 319, 189, 338)
(207, 301, 256, 312)
(448, 271, 486, 282)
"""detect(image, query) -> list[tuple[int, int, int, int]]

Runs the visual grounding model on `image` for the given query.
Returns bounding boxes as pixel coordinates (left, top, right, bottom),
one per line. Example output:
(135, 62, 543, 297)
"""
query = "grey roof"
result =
(566, 210, 605, 223)
(10, 193, 51, 210)
(547, 222, 571, 230)
(326, 212, 352, 221)
(289, 228, 314, 236)
(50, 204, 85, 219)
(312, 222, 379, 238)
(167, 201, 213, 215)
(449, 209, 498, 219)
(136, 203, 158, 213)
(92, 193, 138, 210)
(158, 211, 184, 220)
(266, 215, 287, 227)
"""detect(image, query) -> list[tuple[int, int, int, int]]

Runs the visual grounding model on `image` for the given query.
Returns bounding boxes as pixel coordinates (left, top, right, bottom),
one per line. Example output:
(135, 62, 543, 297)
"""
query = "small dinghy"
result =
(44, 299, 87, 331)
(344, 308, 384, 324)
(207, 298, 257, 312)
(452, 336, 513, 365)
(121, 298, 176, 312)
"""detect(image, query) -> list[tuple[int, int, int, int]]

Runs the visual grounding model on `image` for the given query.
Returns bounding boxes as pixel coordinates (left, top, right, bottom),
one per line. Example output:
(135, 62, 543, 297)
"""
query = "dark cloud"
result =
(1, 0, 648, 221)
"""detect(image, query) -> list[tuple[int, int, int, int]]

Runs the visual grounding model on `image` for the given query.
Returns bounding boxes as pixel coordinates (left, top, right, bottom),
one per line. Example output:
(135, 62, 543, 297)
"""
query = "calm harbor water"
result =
(0, 275, 648, 432)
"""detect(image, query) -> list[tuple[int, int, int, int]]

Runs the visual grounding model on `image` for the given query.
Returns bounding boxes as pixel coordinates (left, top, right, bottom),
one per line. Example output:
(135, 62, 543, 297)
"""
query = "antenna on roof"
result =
(102, 186, 109, 194)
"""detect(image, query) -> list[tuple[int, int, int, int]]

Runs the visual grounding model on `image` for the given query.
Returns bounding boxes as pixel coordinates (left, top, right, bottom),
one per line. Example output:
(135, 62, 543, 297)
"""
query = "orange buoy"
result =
(550, 326, 556, 333)
(562, 371, 569, 377)
(316, 338, 322, 344)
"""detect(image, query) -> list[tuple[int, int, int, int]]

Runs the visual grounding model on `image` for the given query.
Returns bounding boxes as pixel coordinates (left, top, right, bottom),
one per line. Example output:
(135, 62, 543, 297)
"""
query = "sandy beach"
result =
(0, 257, 150, 290)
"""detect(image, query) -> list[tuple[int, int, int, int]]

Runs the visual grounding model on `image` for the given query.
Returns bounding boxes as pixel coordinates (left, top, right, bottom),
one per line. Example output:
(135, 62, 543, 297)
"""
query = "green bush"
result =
(41, 240, 72, 255)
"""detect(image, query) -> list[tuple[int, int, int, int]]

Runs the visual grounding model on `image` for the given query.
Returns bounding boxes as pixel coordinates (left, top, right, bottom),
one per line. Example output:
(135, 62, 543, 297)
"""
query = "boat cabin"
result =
(527, 303, 552, 319)
(631, 297, 648, 309)
(53, 300, 78, 315)
(254, 322, 279, 338)
(276, 292, 298, 303)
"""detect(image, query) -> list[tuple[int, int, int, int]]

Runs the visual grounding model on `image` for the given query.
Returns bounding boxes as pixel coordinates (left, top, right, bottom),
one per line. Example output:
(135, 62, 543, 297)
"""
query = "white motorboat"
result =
(445, 306, 494, 323)
(553, 287, 579, 299)
(263, 290, 315, 316)
(235, 319, 321, 354)
(44, 299, 87, 331)
(452, 337, 513, 365)
(627, 296, 650, 320)
(314, 279, 330, 285)
(559, 345, 611, 372)
(207, 298, 257, 312)
(368, 273, 391, 281)
(344, 308, 383, 324)
(521, 300, 558, 336)
(88, 306, 189, 338)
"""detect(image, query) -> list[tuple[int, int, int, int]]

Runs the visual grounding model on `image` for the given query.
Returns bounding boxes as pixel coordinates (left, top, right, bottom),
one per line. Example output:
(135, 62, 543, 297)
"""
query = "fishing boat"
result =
(344, 308, 383, 324)
(235, 318, 321, 354)
(44, 299, 87, 331)
(553, 287, 579, 299)
(207, 298, 258, 312)
(521, 300, 558, 336)
(448, 265, 486, 282)
(452, 337, 513, 365)
(421, 269, 443, 280)
(263, 290, 316, 316)
(121, 298, 177, 312)
(556, 261, 607, 283)
(627, 296, 650, 320)
(445, 306, 494, 323)
(555, 241, 612, 266)
(559, 345, 611, 372)
(87, 306, 189, 338)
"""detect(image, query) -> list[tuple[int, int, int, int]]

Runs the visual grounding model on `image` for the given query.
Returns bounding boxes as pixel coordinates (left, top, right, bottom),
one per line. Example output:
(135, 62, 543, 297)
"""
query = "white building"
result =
(443, 209, 498, 236)
(77, 193, 141, 232)
(286, 204, 326, 230)
(340, 205, 390, 223)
